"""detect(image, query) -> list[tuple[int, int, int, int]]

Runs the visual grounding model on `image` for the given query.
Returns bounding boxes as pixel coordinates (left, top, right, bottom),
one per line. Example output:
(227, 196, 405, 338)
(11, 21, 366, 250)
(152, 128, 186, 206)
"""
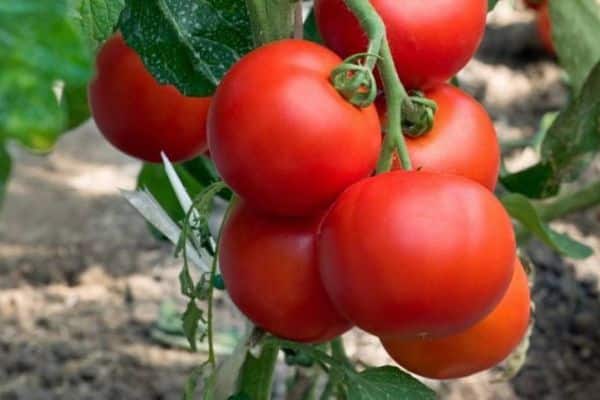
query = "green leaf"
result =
(303, 8, 323, 44)
(182, 156, 222, 188)
(501, 61, 600, 198)
(488, 0, 499, 11)
(502, 193, 593, 259)
(344, 366, 436, 400)
(78, 0, 125, 48)
(137, 162, 204, 225)
(550, 0, 600, 95)
(119, 0, 253, 97)
(0, 0, 92, 151)
(61, 83, 90, 129)
(0, 144, 11, 208)
(235, 342, 280, 400)
(182, 299, 203, 352)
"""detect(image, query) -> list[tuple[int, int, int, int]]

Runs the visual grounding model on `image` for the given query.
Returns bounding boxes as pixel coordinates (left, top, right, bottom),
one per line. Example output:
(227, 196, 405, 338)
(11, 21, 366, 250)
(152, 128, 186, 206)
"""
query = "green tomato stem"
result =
(342, 0, 412, 172)
(376, 39, 412, 172)
(342, 0, 384, 71)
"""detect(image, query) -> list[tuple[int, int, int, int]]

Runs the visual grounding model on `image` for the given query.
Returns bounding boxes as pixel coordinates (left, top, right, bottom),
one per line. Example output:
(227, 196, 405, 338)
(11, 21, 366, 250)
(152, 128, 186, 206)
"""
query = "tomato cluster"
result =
(90, 1, 531, 381)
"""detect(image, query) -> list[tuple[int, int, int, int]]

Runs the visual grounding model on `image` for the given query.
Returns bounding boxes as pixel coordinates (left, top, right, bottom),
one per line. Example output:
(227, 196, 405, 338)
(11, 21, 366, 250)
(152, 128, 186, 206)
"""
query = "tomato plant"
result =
(208, 39, 381, 217)
(89, 34, 210, 163)
(7, 0, 600, 399)
(318, 171, 516, 338)
(314, 0, 488, 89)
(383, 83, 500, 189)
(381, 258, 531, 379)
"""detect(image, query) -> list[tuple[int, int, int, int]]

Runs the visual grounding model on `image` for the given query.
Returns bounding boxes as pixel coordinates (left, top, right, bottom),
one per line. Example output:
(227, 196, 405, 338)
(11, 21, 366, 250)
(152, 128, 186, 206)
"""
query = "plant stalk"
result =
(376, 39, 412, 172)
(536, 181, 600, 221)
(342, 0, 412, 172)
(245, 0, 296, 46)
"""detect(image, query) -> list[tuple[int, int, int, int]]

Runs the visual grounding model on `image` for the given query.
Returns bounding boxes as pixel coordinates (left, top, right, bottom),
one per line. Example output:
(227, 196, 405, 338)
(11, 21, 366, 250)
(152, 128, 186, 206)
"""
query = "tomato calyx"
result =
(402, 91, 438, 138)
(330, 53, 380, 107)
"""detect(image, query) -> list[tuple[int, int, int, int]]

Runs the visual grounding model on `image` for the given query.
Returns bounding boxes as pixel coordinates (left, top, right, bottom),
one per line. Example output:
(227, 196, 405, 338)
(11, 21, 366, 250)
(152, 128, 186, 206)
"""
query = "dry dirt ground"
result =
(1, 4, 599, 400)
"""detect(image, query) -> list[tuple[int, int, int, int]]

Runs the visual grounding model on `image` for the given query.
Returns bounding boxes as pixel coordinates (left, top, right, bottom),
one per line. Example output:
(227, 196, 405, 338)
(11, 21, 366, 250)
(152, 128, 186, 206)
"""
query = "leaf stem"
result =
(536, 181, 600, 221)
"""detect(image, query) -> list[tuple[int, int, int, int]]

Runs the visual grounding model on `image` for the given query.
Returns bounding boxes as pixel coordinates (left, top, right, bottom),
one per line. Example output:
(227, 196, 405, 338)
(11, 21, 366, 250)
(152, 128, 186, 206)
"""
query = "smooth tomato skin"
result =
(89, 34, 210, 163)
(537, 3, 555, 55)
(318, 171, 516, 338)
(381, 259, 531, 379)
(390, 84, 500, 190)
(314, 0, 487, 90)
(219, 201, 352, 343)
(208, 39, 381, 217)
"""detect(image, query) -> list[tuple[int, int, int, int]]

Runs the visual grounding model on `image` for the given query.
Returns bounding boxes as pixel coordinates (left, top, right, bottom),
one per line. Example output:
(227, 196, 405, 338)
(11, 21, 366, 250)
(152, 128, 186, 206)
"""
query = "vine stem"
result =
(376, 39, 412, 172)
(245, 0, 296, 46)
(207, 198, 236, 368)
(342, 0, 412, 172)
(536, 181, 600, 221)
(206, 244, 219, 367)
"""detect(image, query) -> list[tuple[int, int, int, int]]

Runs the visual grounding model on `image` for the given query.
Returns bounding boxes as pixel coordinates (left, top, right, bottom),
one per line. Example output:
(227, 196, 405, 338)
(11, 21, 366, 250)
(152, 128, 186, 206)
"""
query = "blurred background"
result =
(1, 2, 599, 399)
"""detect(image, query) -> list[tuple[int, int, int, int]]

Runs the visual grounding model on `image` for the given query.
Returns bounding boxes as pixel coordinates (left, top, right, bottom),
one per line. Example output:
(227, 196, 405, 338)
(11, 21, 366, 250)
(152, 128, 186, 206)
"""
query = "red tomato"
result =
(314, 0, 487, 90)
(536, 3, 555, 55)
(89, 34, 210, 163)
(387, 84, 500, 190)
(219, 201, 352, 343)
(381, 259, 531, 379)
(318, 171, 516, 338)
(208, 39, 381, 217)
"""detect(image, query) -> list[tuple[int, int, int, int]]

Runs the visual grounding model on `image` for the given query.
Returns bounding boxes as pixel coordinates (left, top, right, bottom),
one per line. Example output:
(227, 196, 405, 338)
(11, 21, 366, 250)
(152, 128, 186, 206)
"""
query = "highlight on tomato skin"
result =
(381, 259, 531, 380)
(207, 39, 382, 218)
(88, 34, 211, 163)
(318, 170, 517, 339)
(218, 200, 352, 343)
(314, 0, 488, 90)
(379, 83, 501, 190)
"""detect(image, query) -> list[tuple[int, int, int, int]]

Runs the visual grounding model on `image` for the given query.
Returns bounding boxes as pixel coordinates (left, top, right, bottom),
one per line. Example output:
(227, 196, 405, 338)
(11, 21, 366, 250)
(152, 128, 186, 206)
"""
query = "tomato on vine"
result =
(208, 39, 381, 217)
(89, 34, 210, 163)
(382, 84, 500, 190)
(314, 0, 488, 90)
(381, 259, 531, 379)
(318, 171, 516, 338)
(219, 201, 351, 343)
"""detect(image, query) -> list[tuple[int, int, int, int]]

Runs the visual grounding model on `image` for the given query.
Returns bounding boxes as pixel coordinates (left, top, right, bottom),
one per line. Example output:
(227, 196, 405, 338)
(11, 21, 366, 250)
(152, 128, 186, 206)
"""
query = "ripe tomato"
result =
(219, 201, 351, 343)
(381, 259, 531, 379)
(386, 84, 500, 190)
(318, 171, 516, 338)
(314, 0, 487, 90)
(208, 39, 381, 217)
(536, 3, 555, 55)
(89, 34, 210, 163)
